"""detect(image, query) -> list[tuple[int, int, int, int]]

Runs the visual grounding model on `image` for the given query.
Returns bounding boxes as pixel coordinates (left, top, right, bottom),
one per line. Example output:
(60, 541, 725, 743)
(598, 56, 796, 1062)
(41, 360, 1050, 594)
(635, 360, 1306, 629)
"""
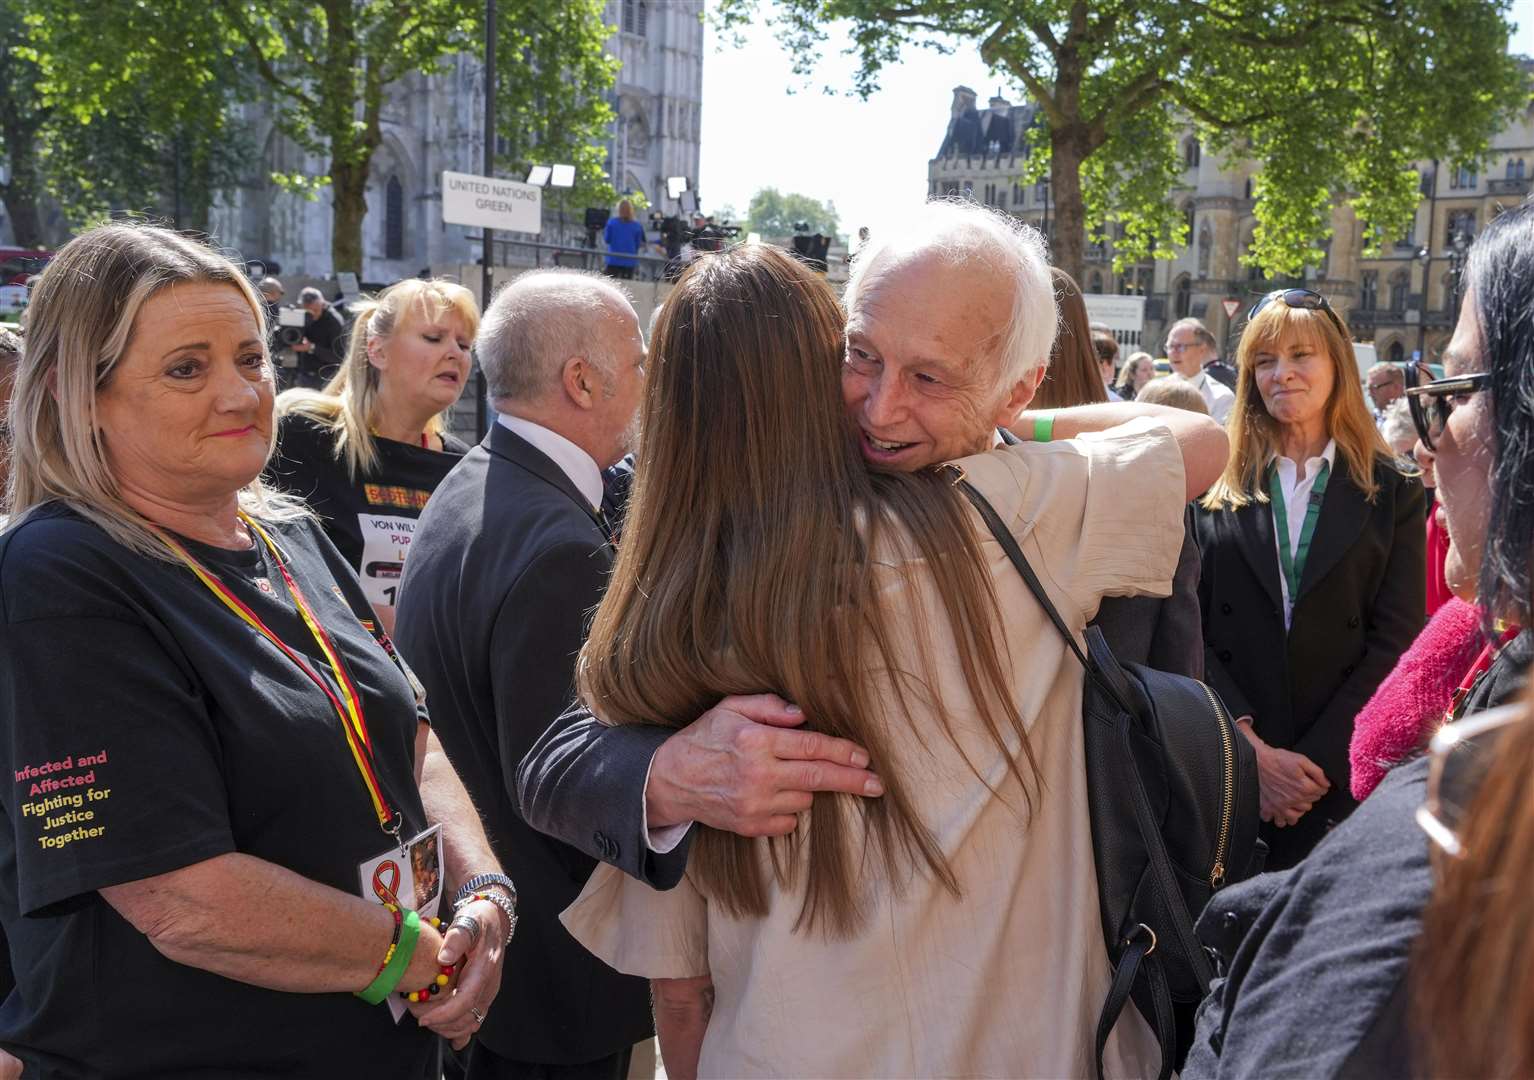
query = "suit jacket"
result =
(1194, 458, 1425, 868)
(393, 423, 652, 1064)
(1093, 506, 1204, 678)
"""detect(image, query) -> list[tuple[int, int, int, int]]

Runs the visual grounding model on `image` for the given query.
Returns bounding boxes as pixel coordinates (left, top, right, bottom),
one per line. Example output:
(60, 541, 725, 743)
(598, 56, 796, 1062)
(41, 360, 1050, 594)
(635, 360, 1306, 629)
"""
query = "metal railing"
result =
(483, 235, 695, 282)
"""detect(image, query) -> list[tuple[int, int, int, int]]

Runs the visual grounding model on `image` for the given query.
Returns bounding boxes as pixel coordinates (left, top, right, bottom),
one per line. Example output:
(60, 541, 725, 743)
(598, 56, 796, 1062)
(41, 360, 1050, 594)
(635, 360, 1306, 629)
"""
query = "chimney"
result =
(950, 85, 977, 118)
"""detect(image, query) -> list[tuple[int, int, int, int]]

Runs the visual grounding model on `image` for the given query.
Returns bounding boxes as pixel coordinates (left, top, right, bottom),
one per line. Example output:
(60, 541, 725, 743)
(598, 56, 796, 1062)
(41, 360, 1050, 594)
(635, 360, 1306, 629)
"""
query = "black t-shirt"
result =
(268, 413, 469, 621)
(0, 503, 432, 1078)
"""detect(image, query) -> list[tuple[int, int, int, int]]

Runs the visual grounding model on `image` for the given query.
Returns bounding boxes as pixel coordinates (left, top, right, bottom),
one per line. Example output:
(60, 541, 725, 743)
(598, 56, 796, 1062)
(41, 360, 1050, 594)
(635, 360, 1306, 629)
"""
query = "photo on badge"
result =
(409, 827, 443, 912)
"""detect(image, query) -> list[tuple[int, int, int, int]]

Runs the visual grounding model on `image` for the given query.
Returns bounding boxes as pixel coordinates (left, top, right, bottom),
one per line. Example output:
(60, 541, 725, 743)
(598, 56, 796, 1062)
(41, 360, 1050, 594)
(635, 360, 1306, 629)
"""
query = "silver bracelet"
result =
(455, 888, 517, 948)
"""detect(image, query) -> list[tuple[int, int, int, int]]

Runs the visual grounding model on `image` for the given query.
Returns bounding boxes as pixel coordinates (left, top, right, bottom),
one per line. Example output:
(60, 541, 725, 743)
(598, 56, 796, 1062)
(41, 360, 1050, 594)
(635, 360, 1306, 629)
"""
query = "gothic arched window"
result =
(384, 176, 404, 261)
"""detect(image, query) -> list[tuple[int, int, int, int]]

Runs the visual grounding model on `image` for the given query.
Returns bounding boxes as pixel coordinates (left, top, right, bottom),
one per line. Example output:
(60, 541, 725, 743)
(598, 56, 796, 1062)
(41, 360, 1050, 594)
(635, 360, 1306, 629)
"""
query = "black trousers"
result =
(603, 265, 636, 280)
(458, 1041, 633, 1080)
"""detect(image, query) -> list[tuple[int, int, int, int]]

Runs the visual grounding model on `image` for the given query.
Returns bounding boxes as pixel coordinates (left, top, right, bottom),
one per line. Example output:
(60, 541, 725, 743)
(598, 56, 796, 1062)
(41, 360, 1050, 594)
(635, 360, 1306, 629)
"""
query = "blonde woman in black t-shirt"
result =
(0, 224, 513, 1077)
(270, 278, 478, 632)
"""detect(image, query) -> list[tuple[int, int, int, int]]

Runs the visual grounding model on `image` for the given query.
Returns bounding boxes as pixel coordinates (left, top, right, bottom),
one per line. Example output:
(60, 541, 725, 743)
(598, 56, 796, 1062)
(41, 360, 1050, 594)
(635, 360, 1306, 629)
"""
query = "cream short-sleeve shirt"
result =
(564, 419, 1186, 1078)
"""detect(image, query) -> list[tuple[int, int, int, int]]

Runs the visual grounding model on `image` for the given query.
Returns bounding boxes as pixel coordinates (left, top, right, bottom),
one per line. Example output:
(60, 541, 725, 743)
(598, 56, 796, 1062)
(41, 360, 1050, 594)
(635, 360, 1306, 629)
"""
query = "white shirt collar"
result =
(1270, 438, 1337, 482)
(496, 412, 605, 512)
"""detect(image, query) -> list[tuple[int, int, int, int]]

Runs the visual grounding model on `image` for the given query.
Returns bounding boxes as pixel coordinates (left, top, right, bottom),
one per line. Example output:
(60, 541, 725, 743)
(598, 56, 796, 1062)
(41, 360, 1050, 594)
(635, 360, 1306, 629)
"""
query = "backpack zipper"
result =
(1200, 681, 1236, 889)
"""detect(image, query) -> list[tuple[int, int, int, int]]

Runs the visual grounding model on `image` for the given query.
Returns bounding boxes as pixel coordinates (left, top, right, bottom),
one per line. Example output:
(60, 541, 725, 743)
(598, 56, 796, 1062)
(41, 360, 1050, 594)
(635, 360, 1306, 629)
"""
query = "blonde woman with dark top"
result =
(1193, 290, 1424, 868)
(268, 278, 477, 632)
(0, 224, 512, 1076)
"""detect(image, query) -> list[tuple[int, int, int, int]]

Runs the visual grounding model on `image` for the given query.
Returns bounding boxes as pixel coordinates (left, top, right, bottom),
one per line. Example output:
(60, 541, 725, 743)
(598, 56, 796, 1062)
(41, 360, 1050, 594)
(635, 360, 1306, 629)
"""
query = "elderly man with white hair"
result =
(514, 201, 1226, 890)
(393, 269, 654, 1080)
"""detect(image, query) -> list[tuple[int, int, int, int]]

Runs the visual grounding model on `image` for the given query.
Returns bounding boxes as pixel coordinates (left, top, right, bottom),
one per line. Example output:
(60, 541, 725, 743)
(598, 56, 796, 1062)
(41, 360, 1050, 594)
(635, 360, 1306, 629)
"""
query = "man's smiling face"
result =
(841, 250, 1031, 471)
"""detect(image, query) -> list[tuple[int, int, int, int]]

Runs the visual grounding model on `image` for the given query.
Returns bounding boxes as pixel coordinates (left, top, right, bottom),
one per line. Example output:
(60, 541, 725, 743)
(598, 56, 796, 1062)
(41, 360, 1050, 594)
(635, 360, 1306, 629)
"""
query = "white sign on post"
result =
(441, 171, 542, 235)
(1082, 294, 1147, 346)
(1221, 298, 1242, 320)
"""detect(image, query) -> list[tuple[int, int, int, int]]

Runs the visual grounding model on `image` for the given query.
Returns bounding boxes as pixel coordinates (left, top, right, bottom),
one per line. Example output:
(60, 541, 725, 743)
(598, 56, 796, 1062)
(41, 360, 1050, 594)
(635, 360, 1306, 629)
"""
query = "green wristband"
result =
(1032, 412, 1055, 442)
(357, 908, 420, 1004)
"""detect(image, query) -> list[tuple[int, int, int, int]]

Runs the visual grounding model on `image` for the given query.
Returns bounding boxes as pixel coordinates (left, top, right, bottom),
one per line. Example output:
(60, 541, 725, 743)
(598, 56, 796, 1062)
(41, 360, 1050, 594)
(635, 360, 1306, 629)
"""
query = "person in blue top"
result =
(603, 199, 648, 280)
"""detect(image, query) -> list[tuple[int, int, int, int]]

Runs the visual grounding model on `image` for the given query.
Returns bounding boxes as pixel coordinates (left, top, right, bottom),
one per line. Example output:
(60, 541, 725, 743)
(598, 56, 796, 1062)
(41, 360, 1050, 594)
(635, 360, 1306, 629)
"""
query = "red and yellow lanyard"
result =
(153, 514, 399, 840)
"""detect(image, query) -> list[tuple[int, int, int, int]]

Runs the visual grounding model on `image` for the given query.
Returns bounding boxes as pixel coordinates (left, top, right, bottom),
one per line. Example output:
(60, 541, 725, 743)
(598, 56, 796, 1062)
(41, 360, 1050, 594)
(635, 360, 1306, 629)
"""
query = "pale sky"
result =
(699, 5, 1534, 240)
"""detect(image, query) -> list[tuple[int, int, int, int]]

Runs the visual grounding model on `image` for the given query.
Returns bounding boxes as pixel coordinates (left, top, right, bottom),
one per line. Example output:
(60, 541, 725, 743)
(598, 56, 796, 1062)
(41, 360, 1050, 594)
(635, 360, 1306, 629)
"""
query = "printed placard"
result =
(356, 512, 416, 613)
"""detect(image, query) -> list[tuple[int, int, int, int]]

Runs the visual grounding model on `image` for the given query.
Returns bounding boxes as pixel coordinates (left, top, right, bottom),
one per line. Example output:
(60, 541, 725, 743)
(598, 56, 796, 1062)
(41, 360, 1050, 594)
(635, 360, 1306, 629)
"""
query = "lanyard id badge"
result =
(155, 515, 402, 840)
(359, 823, 445, 1022)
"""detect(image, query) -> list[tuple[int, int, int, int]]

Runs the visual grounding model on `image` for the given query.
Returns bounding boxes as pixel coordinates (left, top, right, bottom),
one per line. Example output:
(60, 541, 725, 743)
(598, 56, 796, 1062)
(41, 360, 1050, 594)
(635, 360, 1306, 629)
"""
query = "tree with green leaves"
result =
(24, 0, 477, 273)
(720, 0, 1527, 282)
(0, 0, 50, 248)
(495, 0, 620, 216)
(745, 186, 840, 237)
(214, 1, 478, 276)
(20, 1, 254, 234)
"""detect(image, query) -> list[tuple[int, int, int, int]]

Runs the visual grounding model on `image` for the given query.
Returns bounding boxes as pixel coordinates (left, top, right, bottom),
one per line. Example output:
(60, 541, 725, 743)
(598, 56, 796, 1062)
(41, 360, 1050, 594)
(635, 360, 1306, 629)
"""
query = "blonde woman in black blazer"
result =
(1194, 290, 1424, 869)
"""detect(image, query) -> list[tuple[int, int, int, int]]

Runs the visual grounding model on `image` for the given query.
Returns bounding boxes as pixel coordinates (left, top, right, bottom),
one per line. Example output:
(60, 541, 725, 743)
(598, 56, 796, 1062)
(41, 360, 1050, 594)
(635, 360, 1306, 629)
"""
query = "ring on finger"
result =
(470, 1006, 486, 1025)
(450, 914, 482, 945)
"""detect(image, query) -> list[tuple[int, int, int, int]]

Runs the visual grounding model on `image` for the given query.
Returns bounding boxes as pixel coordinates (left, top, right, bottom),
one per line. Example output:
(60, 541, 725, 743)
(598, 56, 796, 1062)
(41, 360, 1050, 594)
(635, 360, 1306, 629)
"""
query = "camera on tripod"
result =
(272, 306, 308, 364)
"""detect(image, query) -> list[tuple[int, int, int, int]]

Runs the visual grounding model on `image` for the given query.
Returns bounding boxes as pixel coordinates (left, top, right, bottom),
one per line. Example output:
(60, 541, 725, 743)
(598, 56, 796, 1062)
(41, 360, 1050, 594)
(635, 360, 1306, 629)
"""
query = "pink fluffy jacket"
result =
(1348, 598, 1486, 801)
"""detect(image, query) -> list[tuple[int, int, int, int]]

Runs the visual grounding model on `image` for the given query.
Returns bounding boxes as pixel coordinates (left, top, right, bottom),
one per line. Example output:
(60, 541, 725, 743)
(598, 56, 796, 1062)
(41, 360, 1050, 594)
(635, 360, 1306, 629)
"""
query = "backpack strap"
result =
(956, 476, 1192, 1080)
(1094, 927, 1176, 1080)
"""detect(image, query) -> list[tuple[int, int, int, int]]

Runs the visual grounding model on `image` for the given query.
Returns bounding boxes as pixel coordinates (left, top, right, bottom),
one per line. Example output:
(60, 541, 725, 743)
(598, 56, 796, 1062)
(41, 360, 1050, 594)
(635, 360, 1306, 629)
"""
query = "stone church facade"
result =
(209, 0, 704, 286)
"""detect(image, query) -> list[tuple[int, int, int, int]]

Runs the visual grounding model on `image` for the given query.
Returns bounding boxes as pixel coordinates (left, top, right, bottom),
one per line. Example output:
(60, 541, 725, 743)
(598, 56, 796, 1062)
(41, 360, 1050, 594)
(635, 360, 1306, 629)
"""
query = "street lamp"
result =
(1447, 228, 1471, 320)
(1413, 245, 1430, 361)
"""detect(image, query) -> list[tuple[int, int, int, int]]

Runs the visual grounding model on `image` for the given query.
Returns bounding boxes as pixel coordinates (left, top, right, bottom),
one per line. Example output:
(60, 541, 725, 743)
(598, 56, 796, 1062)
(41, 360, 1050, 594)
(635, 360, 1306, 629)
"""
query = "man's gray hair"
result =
(1167, 317, 1217, 351)
(1367, 361, 1404, 384)
(477, 268, 633, 404)
(844, 199, 1057, 386)
(257, 276, 284, 297)
(1381, 398, 1416, 453)
(297, 286, 325, 305)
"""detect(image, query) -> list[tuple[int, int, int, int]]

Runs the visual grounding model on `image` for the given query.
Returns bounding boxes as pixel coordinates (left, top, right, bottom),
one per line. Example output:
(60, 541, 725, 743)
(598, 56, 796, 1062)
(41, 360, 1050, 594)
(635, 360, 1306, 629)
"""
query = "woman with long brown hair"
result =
(1193, 290, 1424, 869)
(558, 243, 1208, 1077)
(1029, 267, 1109, 410)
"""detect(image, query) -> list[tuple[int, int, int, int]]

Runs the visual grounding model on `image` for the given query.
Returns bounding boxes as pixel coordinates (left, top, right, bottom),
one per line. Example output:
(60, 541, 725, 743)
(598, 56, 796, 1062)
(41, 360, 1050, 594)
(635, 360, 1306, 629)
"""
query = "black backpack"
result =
(958, 480, 1263, 1080)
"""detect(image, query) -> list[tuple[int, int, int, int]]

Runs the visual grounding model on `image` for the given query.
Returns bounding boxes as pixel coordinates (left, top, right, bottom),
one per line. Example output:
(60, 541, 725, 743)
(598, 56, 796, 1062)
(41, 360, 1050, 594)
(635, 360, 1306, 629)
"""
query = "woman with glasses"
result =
(1193, 289, 1425, 870)
(1185, 202, 1534, 1079)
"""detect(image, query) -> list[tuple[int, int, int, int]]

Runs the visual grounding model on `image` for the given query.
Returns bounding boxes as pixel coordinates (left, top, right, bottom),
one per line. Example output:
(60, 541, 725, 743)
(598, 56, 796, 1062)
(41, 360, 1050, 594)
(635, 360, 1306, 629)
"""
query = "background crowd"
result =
(0, 192, 1525, 1080)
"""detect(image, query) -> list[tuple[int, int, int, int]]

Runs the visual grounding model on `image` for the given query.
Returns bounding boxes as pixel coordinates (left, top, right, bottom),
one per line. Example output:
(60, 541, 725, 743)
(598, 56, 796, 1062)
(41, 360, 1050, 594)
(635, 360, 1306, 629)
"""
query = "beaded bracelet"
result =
(357, 907, 421, 1004)
(399, 960, 457, 1004)
(398, 914, 453, 1003)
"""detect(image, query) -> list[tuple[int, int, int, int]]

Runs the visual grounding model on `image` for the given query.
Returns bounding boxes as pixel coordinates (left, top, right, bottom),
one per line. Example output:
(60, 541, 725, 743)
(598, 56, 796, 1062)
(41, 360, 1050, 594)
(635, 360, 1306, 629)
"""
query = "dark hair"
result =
(1467, 202, 1534, 626)
(1091, 328, 1119, 366)
(1032, 268, 1107, 409)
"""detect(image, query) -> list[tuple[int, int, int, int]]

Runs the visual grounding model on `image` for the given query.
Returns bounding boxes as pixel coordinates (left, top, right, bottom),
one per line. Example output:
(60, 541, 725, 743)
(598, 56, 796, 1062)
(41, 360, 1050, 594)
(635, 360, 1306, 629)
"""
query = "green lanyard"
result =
(1268, 457, 1331, 604)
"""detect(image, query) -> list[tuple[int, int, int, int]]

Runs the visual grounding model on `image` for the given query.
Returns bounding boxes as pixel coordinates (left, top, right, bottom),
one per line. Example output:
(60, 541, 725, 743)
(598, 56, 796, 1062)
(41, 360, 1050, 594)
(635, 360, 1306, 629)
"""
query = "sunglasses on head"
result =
(1247, 288, 1348, 341)
(1405, 371, 1491, 452)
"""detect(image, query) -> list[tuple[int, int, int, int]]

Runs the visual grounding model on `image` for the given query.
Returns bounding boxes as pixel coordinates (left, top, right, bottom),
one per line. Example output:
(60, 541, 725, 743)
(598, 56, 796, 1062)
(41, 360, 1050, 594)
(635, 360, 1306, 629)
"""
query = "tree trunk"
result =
(1050, 128, 1088, 284)
(0, 124, 45, 249)
(330, 156, 370, 277)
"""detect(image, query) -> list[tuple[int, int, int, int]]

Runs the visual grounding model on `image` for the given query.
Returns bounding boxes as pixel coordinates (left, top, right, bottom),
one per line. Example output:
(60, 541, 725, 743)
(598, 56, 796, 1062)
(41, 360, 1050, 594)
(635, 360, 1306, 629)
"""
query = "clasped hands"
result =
(405, 895, 509, 1049)
(1235, 718, 1330, 827)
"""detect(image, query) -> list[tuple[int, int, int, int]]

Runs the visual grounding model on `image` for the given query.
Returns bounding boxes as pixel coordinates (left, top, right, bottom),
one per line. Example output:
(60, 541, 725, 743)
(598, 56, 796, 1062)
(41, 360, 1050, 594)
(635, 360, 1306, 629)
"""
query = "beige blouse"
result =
(563, 420, 1187, 1079)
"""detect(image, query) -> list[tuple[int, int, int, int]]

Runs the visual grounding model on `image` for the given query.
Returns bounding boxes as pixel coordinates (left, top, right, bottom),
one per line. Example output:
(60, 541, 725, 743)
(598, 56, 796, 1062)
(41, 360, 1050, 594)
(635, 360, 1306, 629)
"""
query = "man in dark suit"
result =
(394, 268, 652, 1079)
